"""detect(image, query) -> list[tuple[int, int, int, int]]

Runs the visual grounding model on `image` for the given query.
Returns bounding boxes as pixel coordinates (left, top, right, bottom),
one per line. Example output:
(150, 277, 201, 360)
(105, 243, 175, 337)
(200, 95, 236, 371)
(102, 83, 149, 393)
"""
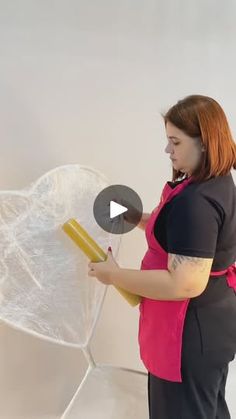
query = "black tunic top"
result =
(154, 173, 236, 308)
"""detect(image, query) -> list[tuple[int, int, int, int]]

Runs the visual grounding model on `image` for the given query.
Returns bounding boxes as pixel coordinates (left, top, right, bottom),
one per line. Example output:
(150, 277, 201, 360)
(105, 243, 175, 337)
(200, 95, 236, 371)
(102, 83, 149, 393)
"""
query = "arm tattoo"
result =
(170, 253, 209, 273)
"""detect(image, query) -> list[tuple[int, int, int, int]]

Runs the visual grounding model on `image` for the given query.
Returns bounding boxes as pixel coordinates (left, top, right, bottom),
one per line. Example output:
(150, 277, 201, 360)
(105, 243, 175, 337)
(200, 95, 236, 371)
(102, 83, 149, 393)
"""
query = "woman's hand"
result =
(120, 199, 150, 229)
(136, 212, 151, 230)
(123, 202, 142, 226)
(88, 248, 120, 285)
(112, 197, 142, 226)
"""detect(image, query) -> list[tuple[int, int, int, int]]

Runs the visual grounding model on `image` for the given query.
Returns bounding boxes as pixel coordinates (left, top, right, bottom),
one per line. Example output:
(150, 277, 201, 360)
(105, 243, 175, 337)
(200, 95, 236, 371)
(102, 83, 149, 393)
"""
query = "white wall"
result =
(0, 1, 235, 417)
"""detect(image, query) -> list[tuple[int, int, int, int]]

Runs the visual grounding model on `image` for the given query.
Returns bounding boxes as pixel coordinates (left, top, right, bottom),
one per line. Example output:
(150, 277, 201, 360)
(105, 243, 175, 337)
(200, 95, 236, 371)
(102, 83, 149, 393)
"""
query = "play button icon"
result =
(110, 201, 128, 219)
(93, 184, 143, 234)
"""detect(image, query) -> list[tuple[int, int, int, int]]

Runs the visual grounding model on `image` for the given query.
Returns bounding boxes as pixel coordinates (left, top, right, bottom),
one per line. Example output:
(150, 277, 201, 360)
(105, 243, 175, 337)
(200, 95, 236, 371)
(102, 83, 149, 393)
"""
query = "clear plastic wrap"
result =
(0, 164, 120, 347)
(0, 165, 148, 419)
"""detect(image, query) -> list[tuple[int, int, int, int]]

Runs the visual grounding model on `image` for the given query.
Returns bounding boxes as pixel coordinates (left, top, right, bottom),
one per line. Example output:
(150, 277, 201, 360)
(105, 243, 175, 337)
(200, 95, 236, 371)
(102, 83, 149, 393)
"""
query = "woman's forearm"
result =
(110, 268, 188, 300)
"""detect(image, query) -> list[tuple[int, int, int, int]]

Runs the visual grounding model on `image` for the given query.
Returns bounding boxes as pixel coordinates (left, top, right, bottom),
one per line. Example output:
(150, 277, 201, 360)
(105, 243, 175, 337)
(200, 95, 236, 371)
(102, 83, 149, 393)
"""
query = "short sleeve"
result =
(167, 193, 223, 258)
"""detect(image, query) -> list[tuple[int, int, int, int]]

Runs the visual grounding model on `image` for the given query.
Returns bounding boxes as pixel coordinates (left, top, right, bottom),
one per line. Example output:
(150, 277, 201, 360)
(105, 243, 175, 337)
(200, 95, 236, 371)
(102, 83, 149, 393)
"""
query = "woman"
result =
(88, 95, 236, 418)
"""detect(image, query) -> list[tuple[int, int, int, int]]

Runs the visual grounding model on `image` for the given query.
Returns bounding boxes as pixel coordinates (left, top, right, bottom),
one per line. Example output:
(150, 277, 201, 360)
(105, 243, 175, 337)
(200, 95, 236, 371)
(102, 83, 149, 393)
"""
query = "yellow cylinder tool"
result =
(62, 218, 141, 307)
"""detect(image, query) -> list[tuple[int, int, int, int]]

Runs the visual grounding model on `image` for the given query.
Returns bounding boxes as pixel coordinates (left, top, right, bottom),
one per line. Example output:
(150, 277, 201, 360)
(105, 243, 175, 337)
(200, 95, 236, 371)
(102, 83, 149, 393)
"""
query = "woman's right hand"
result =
(121, 201, 150, 230)
(112, 197, 151, 230)
(136, 212, 151, 230)
(123, 203, 143, 226)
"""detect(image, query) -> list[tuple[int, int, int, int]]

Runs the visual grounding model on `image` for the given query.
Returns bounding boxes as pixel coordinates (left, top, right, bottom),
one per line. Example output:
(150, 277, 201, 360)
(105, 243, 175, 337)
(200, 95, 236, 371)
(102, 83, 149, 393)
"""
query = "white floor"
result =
(61, 360, 236, 419)
(226, 360, 236, 418)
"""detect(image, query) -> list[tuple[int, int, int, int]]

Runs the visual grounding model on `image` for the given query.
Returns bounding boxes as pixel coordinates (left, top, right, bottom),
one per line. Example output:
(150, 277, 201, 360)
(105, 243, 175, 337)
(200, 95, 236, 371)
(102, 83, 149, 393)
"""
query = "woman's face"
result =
(165, 121, 203, 176)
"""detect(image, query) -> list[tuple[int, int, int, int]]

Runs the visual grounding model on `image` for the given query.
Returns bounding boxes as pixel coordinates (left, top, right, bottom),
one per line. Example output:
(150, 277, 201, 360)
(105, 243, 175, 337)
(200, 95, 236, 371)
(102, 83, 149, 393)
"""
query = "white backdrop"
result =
(0, 1, 235, 418)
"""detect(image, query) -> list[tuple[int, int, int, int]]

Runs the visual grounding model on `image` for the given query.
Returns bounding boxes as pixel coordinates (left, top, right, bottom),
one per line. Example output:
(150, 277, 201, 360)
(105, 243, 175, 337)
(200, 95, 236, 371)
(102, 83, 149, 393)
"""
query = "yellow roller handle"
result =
(62, 219, 141, 307)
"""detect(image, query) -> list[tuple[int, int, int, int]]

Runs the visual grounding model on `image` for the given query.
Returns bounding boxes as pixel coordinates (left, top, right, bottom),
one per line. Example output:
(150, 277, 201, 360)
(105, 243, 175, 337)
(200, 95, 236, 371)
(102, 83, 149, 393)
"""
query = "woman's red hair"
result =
(163, 95, 236, 182)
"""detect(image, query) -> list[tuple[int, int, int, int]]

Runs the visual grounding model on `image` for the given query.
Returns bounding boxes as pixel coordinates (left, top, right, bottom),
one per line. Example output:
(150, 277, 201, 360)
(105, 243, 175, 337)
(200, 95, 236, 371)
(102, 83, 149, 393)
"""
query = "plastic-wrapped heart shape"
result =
(0, 165, 120, 347)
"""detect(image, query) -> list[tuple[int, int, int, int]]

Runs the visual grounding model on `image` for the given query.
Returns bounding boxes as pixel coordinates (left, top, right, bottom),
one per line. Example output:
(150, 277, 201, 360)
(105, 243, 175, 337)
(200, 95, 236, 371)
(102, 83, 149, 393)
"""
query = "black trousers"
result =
(148, 306, 235, 419)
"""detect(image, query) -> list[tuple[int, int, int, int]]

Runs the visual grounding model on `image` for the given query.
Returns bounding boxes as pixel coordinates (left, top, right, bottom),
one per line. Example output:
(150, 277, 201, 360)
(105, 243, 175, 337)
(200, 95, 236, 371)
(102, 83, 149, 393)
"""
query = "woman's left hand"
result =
(88, 248, 120, 285)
